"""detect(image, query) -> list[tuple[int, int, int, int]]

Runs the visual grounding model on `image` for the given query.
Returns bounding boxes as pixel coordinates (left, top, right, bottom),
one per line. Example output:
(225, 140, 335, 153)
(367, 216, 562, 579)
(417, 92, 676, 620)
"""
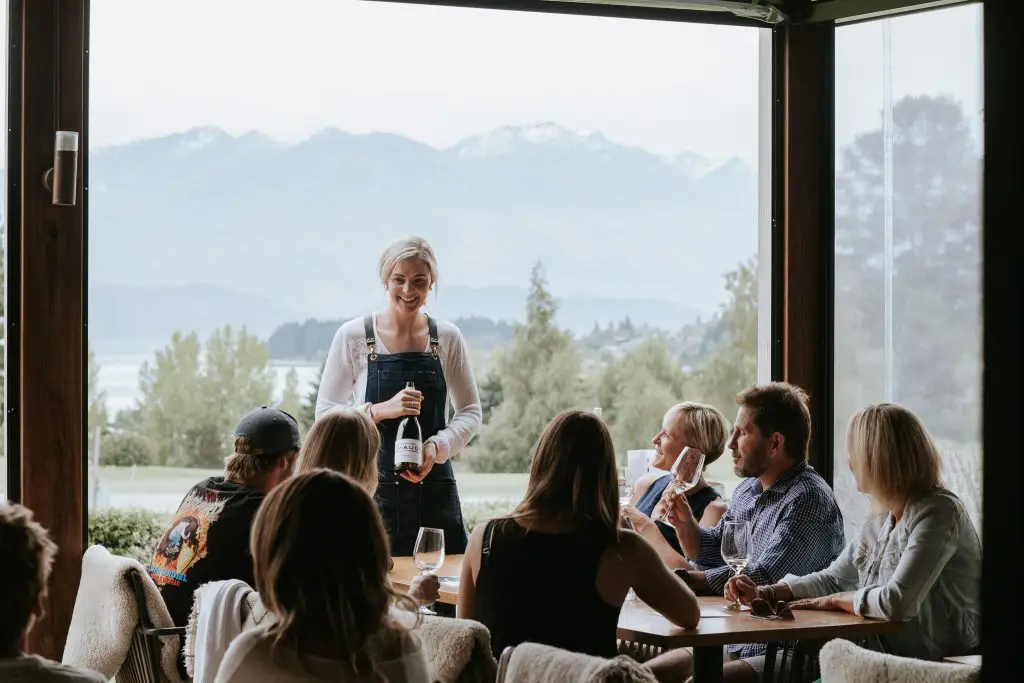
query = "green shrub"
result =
(88, 508, 168, 564)
(100, 431, 157, 467)
(462, 500, 516, 532)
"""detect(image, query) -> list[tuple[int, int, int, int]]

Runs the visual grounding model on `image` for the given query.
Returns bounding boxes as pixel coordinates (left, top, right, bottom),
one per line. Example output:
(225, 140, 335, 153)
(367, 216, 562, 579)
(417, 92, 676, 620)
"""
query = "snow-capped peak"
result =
(454, 122, 613, 158)
(174, 127, 230, 156)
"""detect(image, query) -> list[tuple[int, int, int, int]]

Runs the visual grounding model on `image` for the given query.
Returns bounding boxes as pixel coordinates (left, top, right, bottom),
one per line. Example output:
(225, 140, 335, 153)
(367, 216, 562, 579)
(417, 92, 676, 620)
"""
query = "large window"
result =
(87, 0, 768, 551)
(833, 3, 983, 539)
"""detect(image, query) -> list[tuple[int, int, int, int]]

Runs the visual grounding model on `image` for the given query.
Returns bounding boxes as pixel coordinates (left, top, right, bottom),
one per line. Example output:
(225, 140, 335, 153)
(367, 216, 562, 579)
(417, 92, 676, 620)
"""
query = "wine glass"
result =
(618, 467, 632, 508)
(413, 527, 445, 615)
(721, 520, 752, 611)
(656, 447, 705, 524)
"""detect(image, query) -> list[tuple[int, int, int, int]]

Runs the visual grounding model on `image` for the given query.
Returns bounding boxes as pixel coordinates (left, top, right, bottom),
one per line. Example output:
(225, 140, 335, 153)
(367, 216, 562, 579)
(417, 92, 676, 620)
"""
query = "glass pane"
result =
(834, 4, 983, 540)
(88, 1, 767, 555)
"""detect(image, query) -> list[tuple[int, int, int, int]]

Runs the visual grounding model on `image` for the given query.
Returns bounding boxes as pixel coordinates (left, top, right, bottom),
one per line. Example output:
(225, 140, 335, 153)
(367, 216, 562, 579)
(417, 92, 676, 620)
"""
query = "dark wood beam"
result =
(18, 0, 88, 659)
(774, 22, 835, 479)
(982, 2, 1023, 681)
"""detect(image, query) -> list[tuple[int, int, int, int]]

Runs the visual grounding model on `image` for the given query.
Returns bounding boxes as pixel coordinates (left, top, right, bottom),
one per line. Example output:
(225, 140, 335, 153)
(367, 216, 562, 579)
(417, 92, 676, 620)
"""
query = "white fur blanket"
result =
(394, 611, 496, 683)
(184, 580, 264, 683)
(820, 639, 981, 683)
(62, 545, 184, 683)
(502, 642, 657, 683)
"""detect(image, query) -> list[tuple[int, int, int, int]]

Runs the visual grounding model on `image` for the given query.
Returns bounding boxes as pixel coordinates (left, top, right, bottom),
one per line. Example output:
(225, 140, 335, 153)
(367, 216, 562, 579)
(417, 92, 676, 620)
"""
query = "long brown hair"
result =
(510, 410, 620, 541)
(251, 469, 414, 677)
(296, 408, 380, 491)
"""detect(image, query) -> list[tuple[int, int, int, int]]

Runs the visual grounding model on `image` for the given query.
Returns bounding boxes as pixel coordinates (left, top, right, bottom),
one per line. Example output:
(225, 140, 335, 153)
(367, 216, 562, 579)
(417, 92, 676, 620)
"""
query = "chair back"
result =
(819, 639, 980, 683)
(496, 646, 515, 683)
(116, 569, 187, 683)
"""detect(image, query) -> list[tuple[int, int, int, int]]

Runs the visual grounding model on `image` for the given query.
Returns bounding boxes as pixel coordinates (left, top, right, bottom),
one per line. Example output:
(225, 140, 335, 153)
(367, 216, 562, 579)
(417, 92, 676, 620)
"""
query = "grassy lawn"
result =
(92, 463, 530, 503)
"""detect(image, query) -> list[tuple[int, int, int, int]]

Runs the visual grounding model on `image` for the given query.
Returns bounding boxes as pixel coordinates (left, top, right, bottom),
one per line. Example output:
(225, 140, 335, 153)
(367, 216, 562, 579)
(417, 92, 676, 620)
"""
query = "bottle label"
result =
(395, 439, 423, 466)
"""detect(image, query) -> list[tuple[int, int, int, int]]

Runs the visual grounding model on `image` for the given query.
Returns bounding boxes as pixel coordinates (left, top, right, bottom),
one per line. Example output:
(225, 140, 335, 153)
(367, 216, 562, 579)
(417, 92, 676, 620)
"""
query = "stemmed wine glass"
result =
(721, 520, 752, 611)
(618, 467, 633, 508)
(656, 447, 705, 525)
(413, 527, 445, 615)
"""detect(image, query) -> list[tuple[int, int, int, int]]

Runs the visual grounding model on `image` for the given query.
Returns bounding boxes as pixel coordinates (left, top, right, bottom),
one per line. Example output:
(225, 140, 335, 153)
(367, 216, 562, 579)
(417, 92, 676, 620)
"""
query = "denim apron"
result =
(363, 315, 468, 556)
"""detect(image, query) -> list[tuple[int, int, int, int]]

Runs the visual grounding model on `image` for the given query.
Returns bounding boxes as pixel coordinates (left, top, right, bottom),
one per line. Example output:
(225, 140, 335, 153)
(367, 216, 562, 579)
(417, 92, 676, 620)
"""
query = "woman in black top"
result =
(457, 410, 700, 659)
(621, 402, 730, 568)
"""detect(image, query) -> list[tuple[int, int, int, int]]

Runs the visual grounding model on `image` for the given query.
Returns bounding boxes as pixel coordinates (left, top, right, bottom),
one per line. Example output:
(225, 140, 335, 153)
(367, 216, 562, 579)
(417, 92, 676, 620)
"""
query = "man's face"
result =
(728, 406, 772, 478)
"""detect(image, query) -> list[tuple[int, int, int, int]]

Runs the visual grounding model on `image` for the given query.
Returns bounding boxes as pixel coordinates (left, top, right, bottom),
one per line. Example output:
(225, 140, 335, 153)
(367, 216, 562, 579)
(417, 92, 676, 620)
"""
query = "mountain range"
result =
(5, 122, 758, 352)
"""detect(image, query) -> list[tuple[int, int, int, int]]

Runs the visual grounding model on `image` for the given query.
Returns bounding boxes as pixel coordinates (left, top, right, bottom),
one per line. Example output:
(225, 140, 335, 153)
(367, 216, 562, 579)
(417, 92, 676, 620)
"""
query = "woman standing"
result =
(316, 237, 482, 556)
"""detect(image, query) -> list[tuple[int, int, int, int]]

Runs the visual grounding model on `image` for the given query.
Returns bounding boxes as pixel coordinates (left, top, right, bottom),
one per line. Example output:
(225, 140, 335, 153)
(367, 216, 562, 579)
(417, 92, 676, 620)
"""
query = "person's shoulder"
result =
(790, 465, 839, 501)
(433, 318, 467, 342)
(909, 488, 970, 526)
(6, 656, 107, 683)
(635, 472, 664, 492)
(216, 628, 271, 683)
(337, 316, 368, 338)
(614, 527, 650, 560)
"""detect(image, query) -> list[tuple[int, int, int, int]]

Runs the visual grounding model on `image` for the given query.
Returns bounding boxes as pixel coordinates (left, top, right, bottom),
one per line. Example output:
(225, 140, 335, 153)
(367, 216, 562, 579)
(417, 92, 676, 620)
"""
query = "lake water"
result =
(97, 353, 321, 415)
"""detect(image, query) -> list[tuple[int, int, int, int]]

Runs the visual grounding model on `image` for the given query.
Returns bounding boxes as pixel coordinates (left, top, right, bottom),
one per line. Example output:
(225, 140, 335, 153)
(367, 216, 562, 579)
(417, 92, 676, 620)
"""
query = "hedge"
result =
(87, 500, 517, 564)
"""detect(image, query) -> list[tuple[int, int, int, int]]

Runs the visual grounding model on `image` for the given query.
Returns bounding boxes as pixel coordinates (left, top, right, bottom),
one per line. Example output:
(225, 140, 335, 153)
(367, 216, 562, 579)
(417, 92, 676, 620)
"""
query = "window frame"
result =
(369, 0, 772, 27)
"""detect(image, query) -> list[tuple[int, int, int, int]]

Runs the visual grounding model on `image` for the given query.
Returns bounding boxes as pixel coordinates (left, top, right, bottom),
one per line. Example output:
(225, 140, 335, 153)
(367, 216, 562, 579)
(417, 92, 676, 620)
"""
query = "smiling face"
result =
(650, 407, 690, 471)
(386, 258, 433, 315)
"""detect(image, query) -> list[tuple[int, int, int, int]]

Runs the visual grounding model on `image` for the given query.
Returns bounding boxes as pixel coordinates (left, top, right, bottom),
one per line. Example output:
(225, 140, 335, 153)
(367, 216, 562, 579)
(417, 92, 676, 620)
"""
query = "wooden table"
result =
(391, 555, 903, 682)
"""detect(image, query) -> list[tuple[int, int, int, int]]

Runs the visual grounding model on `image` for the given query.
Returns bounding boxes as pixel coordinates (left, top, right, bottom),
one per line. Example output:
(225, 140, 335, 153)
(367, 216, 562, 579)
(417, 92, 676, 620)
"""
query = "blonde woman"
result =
(621, 402, 730, 563)
(296, 407, 440, 606)
(315, 237, 482, 556)
(458, 410, 700, 661)
(727, 403, 982, 662)
(215, 469, 429, 683)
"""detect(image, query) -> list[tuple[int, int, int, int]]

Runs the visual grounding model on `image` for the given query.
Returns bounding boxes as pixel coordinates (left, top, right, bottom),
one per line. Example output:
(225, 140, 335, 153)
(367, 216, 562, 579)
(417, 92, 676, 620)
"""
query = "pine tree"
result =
(471, 263, 584, 472)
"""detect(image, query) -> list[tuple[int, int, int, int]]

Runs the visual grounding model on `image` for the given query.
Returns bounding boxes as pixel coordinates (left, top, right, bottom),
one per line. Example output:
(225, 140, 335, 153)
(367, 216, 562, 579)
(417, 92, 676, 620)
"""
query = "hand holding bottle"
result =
(373, 386, 422, 421)
(400, 441, 438, 484)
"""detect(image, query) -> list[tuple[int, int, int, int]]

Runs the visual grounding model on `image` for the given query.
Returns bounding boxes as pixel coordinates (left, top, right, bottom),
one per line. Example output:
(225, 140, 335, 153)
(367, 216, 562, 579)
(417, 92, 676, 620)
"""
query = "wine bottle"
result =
(395, 381, 423, 476)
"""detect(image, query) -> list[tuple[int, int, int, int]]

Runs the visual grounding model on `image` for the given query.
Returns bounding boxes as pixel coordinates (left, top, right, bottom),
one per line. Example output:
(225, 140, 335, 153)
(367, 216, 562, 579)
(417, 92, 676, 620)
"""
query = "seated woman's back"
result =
(214, 469, 429, 683)
(475, 518, 621, 658)
(217, 626, 428, 683)
(458, 411, 700, 658)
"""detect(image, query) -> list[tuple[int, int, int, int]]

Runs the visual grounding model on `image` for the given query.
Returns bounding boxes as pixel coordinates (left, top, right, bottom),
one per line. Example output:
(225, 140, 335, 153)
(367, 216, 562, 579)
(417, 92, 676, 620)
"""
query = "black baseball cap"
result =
(233, 407, 302, 456)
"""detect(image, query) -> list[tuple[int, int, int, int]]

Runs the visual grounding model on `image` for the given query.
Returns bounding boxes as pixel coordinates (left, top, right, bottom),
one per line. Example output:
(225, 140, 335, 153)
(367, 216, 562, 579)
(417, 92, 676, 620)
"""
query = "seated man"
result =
(648, 382, 845, 683)
(0, 503, 105, 682)
(148, 406, 301, 626)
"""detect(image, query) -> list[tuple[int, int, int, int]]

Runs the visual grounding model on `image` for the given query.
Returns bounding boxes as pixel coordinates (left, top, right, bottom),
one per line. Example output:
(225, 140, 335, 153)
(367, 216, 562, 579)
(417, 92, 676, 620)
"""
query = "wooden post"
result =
(982, 2, 1023, 681)
(17, 0, 88, 658)
(774, 22, 835, 482)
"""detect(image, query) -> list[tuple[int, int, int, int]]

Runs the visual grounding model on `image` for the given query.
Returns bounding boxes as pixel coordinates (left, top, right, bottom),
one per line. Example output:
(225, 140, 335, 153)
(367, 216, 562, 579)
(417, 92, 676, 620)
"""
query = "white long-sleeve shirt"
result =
(314, 316, 482, 464)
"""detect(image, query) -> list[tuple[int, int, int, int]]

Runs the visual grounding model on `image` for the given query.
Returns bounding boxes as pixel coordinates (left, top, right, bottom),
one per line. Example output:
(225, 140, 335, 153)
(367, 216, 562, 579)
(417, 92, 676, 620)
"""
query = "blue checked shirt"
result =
(696, 461, 845, 658)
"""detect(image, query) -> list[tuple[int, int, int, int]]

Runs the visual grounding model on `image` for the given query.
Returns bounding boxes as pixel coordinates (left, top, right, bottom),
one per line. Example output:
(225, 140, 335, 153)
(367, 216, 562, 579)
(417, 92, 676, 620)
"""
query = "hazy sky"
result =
(1, 1, 982, 166)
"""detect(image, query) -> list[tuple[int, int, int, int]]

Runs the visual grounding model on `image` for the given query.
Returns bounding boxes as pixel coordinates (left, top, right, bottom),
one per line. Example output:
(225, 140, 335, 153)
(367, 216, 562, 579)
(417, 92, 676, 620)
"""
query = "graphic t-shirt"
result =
(148, 477, 265, 626)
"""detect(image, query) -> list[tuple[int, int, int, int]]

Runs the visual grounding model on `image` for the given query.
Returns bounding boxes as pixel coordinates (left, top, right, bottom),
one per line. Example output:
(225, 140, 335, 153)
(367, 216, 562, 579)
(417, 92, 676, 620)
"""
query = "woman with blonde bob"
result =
(621, 402, 731, 566)
(726, 403, 981, 662)
(215, 469, 429, 683)
(457, 410, 700, 663)
(316, 237, 482, 557)
(296, 407, 440, 607)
